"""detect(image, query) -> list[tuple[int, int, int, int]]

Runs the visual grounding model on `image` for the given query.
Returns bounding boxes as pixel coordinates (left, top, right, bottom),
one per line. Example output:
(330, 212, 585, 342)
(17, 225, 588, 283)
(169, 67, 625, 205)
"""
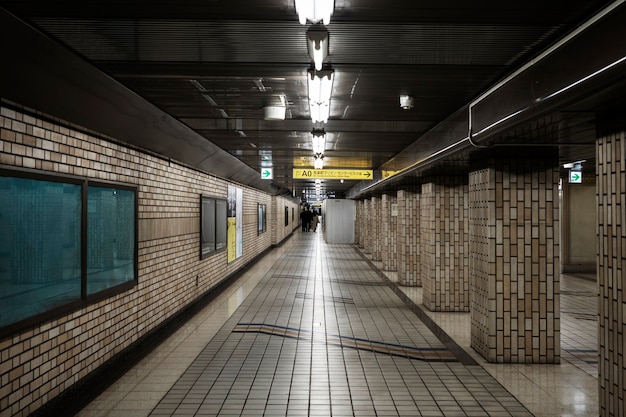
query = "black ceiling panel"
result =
(0, 0, 617, 199)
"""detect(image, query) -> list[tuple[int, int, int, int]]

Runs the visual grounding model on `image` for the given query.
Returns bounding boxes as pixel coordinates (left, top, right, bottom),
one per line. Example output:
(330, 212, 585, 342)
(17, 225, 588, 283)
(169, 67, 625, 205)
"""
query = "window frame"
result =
(257, 203, 267, 235)
(200, 194, 228, 259)
(0, 166, 138, 338)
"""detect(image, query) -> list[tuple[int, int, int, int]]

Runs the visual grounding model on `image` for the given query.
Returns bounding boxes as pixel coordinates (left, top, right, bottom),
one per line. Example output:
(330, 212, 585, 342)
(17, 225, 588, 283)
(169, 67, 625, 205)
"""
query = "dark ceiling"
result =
(1, 0, 623, 200)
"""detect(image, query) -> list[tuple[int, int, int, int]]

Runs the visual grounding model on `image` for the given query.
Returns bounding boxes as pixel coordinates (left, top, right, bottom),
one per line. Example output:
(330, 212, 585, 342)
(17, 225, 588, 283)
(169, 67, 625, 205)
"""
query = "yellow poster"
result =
(227, 217, 236, 262)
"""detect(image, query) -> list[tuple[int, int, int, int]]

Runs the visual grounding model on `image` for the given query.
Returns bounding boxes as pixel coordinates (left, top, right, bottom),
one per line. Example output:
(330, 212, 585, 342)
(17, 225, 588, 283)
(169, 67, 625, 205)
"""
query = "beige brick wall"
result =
(0, 105, 298, 417)
(468, 154, 560, 364)
(597, 130, 625, 417)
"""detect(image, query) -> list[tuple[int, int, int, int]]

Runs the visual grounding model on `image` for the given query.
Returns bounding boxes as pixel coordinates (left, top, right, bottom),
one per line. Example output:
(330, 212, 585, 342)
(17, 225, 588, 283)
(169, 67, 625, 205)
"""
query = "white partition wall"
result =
(322, 199, 356, 243)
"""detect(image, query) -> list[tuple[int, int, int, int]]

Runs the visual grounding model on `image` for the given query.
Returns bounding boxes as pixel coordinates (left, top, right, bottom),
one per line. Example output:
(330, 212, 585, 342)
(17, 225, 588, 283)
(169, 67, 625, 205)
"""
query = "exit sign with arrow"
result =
(261, 168, 273, 179)
(569, 170, 582, 183)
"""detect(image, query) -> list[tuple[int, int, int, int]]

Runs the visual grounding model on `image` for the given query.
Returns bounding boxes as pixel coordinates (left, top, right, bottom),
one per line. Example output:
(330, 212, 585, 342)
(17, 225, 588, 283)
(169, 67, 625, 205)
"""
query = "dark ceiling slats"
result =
(3, 1, 615, 197)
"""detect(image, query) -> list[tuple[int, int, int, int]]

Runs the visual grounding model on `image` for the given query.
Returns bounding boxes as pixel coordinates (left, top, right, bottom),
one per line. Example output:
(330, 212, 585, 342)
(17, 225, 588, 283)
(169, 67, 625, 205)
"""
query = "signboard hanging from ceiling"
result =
(569, 169, 582, 184)
(261, 168, 273, 179)
(293, 169, 373, 180)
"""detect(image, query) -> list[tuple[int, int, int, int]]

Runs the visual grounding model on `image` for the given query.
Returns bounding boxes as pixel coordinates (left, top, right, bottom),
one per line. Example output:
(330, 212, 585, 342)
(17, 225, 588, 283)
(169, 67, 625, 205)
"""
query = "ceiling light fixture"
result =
(313, 154, 324, 169)
(263, 106, 286, 120)
(399, 95, 414, 110)
(295, 0, 334, 25)
(307, 26, 329, 71)
(308, 69, 333, 123)
(311, 129, 326, 154)
(263, 95, 287, 120)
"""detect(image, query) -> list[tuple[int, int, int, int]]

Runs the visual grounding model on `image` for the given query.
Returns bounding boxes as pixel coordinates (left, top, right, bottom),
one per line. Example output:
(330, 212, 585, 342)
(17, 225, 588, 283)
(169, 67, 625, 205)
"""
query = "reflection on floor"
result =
(75, 232, 598, 417)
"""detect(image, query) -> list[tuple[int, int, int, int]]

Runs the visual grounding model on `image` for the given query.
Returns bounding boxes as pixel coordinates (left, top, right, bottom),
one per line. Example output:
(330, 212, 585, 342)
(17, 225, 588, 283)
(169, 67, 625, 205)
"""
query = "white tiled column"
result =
(371, 196, 382, 261)
(355, 200, 363, 248)
(468, 151, 560, 364)
(398, 188, 421, 286)
(381, 194, 397, 271)
(597, 130, 626, 417)
(420, 178, 469, 312)
(362, 198, 372, 254)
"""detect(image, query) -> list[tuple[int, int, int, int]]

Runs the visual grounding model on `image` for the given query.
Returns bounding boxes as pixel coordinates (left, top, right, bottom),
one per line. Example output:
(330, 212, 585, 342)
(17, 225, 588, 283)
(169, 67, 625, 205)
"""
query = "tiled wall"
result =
(468, 154, 560, 363)
(355, 200, 363, 248)
(0, 105, 298, 417)
(371, 197, 382, 261)
(362, 199, 371, 254)
(397, 189, 421, 286)
(420, 179, 469, 312)
(597, 130, 625, 417)
(381, 194, 397, 271)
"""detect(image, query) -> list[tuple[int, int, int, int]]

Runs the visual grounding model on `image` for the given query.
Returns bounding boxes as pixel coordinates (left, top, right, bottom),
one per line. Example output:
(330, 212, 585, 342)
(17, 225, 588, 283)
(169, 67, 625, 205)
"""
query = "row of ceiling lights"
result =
(297, 0, 334, 171)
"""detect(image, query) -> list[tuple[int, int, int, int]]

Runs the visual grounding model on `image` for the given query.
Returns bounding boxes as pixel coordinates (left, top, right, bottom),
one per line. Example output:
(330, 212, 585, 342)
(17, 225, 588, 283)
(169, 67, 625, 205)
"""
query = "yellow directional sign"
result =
(293, 169, 373, 180)
(381, 170, 398, 179)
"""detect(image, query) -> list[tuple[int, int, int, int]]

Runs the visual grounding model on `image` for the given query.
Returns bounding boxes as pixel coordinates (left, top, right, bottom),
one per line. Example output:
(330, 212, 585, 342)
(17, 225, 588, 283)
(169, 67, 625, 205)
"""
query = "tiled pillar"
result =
(398, 188, 421, 286)
(371, 196, 382, 261)
(468, 150, 560, 364)
(355, 200, 363, 248)
(381, 194, 397, 271)
(362, 199, 372, 254)
(421, 178, 469, 312)
(597, 130, 625, 417)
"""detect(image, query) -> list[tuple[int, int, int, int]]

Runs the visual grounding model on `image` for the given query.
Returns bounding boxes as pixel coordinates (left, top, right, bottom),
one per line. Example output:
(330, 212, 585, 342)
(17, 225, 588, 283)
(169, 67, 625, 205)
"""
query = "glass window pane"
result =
(258, 204, 266, 234)
(215, 199, 227, 250)
(86, 186, 136, 295)
(0, 176, 81, 328)
(263, 205, 267, 232)
(201, 197, 216, 256)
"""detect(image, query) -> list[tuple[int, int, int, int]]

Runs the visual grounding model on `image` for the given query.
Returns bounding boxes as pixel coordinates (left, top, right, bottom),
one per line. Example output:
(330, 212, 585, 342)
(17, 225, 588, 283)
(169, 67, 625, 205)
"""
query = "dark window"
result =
(201, 195, 227, 258)
(258, 203, 266, 235)
(0, 169, 137, 336)
(86, 186, 136, 295)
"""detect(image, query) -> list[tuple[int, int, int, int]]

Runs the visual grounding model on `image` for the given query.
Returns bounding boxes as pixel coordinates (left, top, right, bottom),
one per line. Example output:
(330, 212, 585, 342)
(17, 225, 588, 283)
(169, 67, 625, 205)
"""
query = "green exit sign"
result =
(569, 170, 582, 184)
(261, 168, 273, 179)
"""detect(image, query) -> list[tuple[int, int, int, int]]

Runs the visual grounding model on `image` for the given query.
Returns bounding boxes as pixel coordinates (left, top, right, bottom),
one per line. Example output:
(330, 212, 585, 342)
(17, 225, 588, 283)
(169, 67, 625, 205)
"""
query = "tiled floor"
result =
(75, 231, 598, 417)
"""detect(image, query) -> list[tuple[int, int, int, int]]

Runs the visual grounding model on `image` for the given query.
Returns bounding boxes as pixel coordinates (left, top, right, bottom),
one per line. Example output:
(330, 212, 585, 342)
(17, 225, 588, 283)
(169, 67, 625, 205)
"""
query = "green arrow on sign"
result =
(261, 169, 272, 179)
(571, 173, 580, 181)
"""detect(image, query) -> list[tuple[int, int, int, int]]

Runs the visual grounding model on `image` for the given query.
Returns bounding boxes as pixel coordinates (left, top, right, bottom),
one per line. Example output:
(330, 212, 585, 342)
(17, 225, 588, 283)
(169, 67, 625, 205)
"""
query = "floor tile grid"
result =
(146, 241, 322, 416)
(75, 231, 597, 417)
(323, 250, 450, 360)
(559, 274, 598, 377)
(78, 232, 536, 417)
(304, 236, 524, 415)
(75, 246, 289, 417)
(372, 256, 600, 417)
(323, 251, 390, 417)
(307, 236, 530, 416)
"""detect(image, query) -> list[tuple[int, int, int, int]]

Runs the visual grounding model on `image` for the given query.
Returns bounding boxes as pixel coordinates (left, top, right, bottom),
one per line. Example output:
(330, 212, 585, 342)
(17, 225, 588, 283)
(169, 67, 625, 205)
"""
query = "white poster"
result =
(236, 187, 243, 258)
(227, 185, 243, 262)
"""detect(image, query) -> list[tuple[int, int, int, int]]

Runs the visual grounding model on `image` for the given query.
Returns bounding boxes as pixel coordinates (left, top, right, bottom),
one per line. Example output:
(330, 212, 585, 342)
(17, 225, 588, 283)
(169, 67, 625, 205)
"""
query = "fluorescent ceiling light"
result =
(295, 0, 334, 25)
(314, 154, 324, 169)
(311, 130, 325, 154)
(308, 69, 333, 123)
(307, 27, 329, 71)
